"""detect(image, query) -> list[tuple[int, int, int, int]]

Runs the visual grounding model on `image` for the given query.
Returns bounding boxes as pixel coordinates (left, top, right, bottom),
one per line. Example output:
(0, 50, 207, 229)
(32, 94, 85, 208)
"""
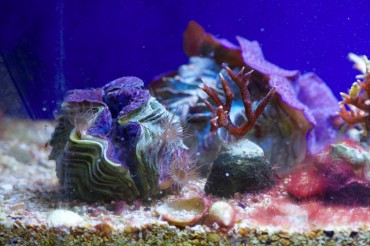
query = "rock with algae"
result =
(205, 139, 275, 197)
(49, 77, 189, 202)
(287, 141, 370, 205)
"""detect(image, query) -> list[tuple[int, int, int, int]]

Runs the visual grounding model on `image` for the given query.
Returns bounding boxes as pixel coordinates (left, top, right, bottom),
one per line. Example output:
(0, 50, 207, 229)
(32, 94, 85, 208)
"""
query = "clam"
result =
(49, 77, 189, 202)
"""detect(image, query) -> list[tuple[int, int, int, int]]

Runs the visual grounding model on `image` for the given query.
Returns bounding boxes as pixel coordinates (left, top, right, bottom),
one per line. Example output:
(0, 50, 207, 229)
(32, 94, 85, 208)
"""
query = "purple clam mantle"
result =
(65, 88, 105, 104)
(103, 76, 151, 118)
(236, 36, 299, 79)
(297, 73, 339, 153)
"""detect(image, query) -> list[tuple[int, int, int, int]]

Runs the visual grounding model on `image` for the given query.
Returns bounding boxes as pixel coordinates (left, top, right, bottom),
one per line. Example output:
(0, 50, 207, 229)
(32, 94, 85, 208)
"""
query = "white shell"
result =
(47, 209, 84, 227)
(205, 201, 236, 228)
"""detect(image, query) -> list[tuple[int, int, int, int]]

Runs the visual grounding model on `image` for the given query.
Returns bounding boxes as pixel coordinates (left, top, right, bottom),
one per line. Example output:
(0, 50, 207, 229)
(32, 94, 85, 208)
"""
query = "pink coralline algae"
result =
(287, 141, 370, 205)
(286, 166, 326, 200)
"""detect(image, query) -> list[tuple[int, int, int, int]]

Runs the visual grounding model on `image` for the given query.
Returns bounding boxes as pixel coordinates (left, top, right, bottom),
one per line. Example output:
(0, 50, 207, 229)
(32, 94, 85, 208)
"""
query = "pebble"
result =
(208, 233, 221, 242)
(46, 209, 84, 227)
(7, 144, 33, 164)
(89, 208, 108, 217)
(204, 201, 236, 228)
(95, 220, 114, 233)
(0, 184, 13, 192)
(0, 212, 7, 220)
(10, 203, 25, 211)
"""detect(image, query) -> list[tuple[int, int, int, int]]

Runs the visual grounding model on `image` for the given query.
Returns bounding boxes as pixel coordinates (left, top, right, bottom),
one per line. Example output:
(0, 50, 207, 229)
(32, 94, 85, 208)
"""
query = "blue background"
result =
(1, 0, 370, 118)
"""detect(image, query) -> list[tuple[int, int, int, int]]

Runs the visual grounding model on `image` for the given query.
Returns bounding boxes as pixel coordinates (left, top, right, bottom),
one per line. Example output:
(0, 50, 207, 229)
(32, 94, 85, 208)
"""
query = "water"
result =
(1, 1, 370, 244)
(1, 1, 369, 119)
(54, 0, 66, 106)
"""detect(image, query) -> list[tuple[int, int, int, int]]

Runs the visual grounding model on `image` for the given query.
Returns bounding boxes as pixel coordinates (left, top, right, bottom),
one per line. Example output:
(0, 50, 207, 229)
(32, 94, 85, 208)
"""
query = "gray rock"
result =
(205, 139, 275, 197)
(330, 142, 370, 167)
(7, 144, 33, 164)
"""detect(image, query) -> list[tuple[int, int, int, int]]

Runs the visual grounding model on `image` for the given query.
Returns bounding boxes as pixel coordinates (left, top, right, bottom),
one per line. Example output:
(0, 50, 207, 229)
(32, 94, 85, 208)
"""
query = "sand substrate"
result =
(1, 118, 370, 245)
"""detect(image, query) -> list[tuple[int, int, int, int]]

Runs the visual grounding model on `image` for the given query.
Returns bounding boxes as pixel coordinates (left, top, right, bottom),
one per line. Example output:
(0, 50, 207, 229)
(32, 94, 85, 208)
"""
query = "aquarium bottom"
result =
(0, 118, 370, 245)
(1, 224, 369, 245)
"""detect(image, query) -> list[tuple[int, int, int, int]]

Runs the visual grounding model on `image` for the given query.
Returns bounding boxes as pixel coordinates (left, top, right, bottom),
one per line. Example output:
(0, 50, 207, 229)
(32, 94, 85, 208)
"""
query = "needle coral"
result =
(339, 54, 370, 139)
(201, 66, 276, 137)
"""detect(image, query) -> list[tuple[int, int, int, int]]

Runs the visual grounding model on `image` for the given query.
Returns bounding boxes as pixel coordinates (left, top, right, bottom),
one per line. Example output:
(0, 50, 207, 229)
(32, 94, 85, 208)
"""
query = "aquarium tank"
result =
(1, 0, 370, 244)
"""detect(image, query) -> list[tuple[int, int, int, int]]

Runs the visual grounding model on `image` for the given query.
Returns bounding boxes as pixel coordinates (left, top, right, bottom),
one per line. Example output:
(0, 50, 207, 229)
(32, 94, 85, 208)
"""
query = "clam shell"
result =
(156, 197, 210, 227)
(49, 77, 188, 202)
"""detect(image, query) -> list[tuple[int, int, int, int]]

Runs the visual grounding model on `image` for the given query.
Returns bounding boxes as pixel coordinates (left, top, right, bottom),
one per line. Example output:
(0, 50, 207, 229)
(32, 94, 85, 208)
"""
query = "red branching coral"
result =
(201, 66, 276, 137)
(339, 54, 370, 138)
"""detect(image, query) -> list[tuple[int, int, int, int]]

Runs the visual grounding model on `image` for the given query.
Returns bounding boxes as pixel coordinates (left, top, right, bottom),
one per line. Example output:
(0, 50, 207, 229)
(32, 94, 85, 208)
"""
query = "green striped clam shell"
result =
(49, 77, 187, 202)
